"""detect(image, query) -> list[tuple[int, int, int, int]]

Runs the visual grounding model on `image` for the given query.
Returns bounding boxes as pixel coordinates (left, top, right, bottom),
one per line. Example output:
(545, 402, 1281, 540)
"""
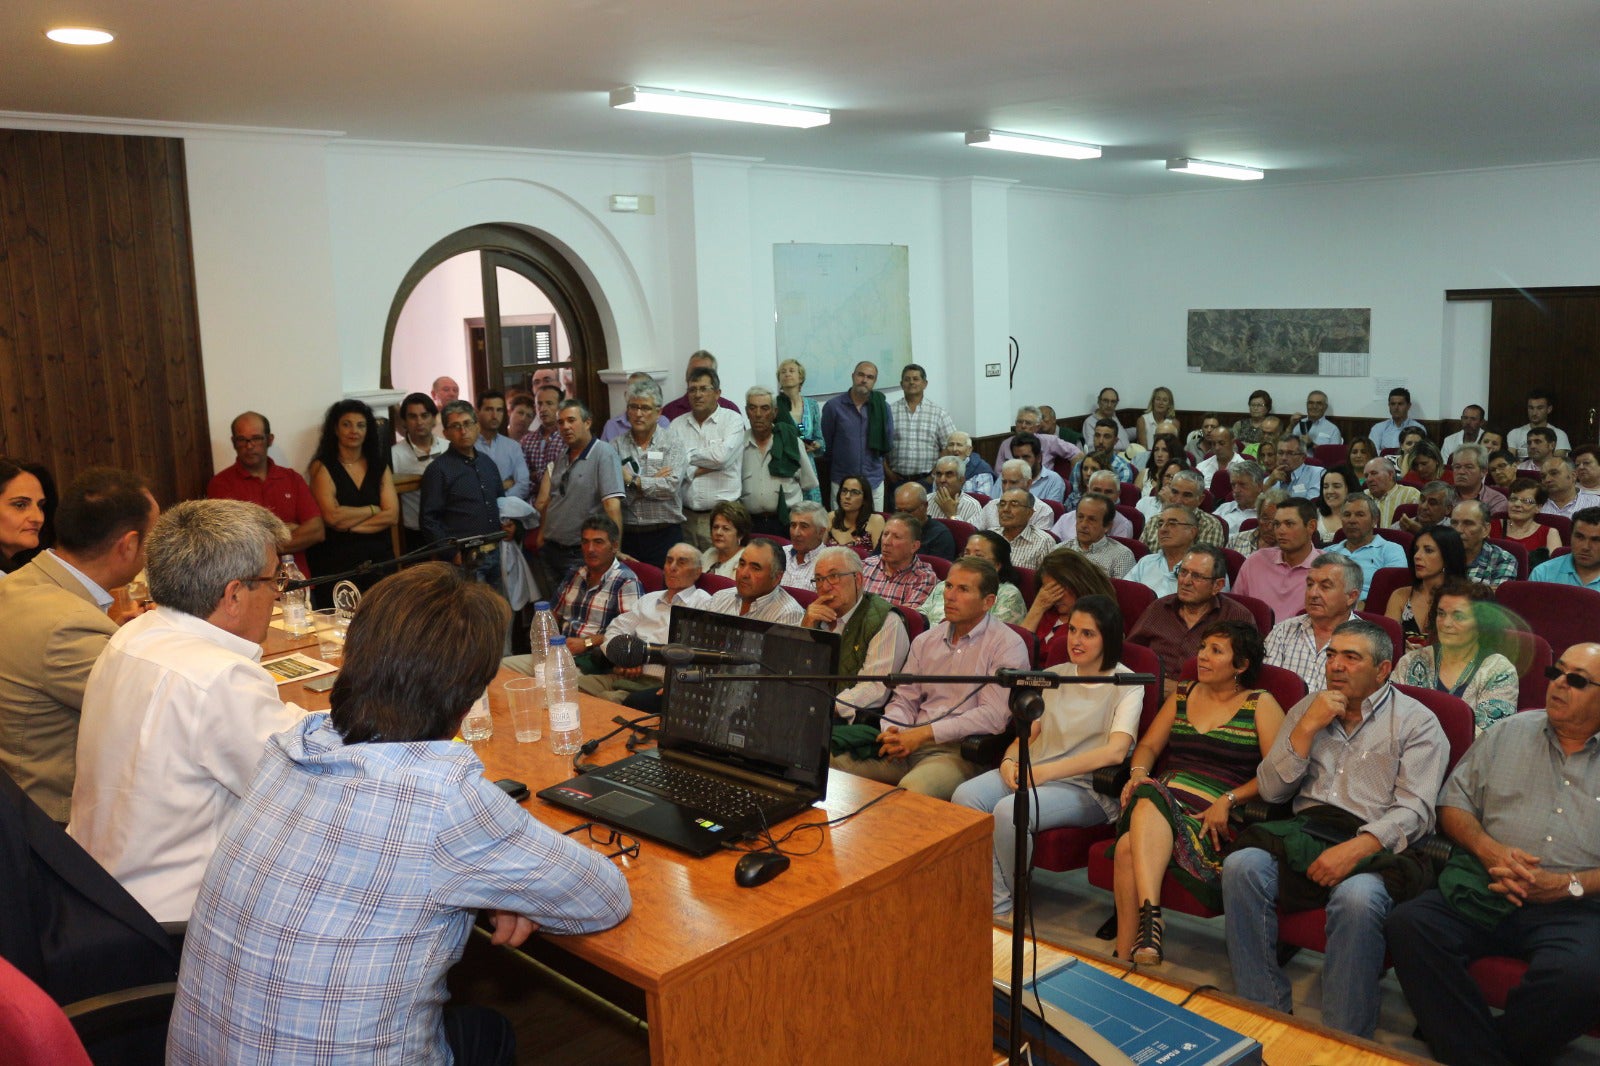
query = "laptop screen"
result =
(662, 607, 838, 788)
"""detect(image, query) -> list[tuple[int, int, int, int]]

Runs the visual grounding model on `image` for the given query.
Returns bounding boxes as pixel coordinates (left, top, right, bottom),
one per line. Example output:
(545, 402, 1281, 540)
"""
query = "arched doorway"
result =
(380, 224, 611, 419)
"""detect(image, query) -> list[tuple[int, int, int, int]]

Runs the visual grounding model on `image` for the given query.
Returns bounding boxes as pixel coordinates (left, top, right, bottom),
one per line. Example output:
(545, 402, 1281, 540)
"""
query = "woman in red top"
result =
(1021, 548, 1117, 667)
(1493, 477, 1561, 563)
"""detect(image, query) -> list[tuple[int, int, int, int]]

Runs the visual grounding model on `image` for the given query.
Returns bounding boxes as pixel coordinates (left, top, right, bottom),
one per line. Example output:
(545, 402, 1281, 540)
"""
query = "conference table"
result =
(281, 668, 995, 1065)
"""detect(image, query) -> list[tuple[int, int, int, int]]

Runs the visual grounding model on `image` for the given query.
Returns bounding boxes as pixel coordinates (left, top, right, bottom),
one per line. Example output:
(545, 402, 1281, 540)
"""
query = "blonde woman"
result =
(1137, 387, 1180, 448)
(777, 358, 824, 456)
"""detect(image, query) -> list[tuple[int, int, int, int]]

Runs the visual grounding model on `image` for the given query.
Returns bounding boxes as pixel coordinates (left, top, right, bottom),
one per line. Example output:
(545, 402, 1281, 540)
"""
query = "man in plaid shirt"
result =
(1452, 499, 1518, 588)
(885, 363, 956, 491)
(553, 515, 641, 660)
(519, 383, 566, 497)
(861, 513, 938, 609)
(168, 564, 630, 1065)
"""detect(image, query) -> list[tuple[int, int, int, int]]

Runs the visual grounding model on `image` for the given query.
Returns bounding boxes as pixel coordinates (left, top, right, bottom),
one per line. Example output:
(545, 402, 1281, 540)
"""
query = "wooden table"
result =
(260, 617, 322, 659)
(285, 671, 995, 1065)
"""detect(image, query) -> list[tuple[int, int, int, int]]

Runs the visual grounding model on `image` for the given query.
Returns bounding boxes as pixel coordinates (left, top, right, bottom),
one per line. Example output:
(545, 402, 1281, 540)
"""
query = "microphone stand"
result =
(681, 665, 1155, 1065)
(278, 530, 511, 592)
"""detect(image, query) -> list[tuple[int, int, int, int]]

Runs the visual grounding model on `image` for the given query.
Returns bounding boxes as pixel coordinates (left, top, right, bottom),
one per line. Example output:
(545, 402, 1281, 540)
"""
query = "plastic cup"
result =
(505, 677, 542, 743)
(461, 692, 493, 741)
(311, 609, 345, 663)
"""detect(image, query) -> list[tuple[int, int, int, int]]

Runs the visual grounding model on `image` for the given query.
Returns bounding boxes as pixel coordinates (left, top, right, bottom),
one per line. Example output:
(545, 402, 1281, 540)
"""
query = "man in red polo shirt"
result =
(207, 411, 324, 573)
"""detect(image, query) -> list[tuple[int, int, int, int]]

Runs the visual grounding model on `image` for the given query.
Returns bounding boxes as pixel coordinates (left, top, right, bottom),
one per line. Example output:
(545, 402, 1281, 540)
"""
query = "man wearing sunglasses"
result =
(1388, 643, 1600, 1066)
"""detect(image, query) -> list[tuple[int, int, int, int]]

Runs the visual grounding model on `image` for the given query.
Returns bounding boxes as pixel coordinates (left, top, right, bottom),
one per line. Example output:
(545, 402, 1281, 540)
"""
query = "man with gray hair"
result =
(1051, 470, 1134, 541)
(70, 500, 306, 922)
(741, 385, 819, 538)
(1224, 617, 1448, 1038)
(1263, 553, 1362, 691)
(1213, 460, 1265, 536)
(1326, 492, 1406, 603)
(979, 459, 1054, 532)
(601, 371, 669, 441)
(1139, 468, 1227, 551)
(944, 431, 995, 498)
(1452, 497, 1517, 588)
(783, 501, 829, 591)
(801, 546, 909, 723)
(1398, 479, 1458, 535)
(993, 405, 1080, 478)
(1126, 504, 1202, 597)
(929, 455, 985, 525)
(1058, 493, 1135, 578)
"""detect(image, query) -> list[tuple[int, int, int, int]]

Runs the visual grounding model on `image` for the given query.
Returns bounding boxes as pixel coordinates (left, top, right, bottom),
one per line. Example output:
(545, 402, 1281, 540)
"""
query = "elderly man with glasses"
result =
(802, 546, 910, 724)
(1127, 544, 1254, 695)
(1125, 504, 1202, 597)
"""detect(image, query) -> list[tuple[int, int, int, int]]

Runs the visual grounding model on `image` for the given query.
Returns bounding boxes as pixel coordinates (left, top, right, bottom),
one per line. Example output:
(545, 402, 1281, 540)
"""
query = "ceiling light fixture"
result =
(45, 26, 115, 45)
(965, 129, 1101, 160)
(610, 86, 829, 128)
(1166, 157, 1264, 181)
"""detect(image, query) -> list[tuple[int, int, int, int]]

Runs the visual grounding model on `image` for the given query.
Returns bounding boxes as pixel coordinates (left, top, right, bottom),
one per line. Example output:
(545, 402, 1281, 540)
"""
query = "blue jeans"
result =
(951, 770, 1111, 916)
(1221, 847, 1392, 1037)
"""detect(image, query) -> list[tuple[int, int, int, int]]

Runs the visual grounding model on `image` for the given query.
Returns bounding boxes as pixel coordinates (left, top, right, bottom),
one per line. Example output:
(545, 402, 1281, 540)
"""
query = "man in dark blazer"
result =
(0, 468, 156, 822)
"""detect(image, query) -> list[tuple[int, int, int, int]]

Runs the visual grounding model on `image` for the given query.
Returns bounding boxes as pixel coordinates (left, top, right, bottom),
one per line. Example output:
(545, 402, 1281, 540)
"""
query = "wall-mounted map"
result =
(774, 244, 911, 394)
(1187, 307, 1371, 376)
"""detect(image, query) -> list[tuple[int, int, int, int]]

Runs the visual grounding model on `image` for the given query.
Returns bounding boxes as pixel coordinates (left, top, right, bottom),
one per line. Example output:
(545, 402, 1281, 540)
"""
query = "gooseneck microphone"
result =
(606, 634, 764, 669)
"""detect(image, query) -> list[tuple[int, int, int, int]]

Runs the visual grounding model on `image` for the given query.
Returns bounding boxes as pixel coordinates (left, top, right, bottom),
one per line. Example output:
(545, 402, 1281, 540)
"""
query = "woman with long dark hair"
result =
(307, 399, 398, 607)
(0, 457, 49, 575)
(1384, 525, 1468, 650)
(827, 475, 884, 552)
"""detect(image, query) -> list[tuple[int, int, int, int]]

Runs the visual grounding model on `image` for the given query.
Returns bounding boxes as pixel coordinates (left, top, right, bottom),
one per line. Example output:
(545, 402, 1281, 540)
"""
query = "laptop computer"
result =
(538, 606, 839, 857)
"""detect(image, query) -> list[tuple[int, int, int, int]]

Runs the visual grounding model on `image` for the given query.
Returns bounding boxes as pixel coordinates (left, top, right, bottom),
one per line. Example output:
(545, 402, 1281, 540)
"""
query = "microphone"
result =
(607, 634, 763, 670)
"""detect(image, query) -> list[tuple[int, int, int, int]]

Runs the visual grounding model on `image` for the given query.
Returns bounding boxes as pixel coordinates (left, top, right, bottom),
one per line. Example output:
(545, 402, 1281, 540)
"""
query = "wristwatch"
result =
(1224, 791, 1237, 807)
(1569, 874, 1585, 899)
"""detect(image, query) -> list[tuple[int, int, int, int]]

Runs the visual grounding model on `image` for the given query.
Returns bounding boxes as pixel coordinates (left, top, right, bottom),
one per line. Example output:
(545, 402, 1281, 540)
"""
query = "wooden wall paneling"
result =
(0, 132, 29, 458)
(46, 134, 94, 473)
(0, 131, 49, 462)
(146, 137, 209, 501)
(99, 132, 155, 479)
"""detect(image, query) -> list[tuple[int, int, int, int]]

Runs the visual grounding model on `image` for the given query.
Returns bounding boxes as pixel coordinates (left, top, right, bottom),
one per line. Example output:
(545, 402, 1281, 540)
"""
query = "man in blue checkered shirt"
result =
(168, 563, 630, 1065)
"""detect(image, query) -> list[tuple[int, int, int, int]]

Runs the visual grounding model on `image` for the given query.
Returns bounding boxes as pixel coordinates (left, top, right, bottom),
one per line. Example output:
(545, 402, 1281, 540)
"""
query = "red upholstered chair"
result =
(1119, 483, 1140, 507)
(1533, 512, 1572, 545)
(851, 544, 872, 560)
(1374, 527, 1414, 555)
(1364, 567, 1414, 616)
(1111, 535, 1149, 560)
(1391, 502, 1420, 526)
(1043, 499, 1067, 523)
(1012, 567, 1038, 608)
(1111, 579, 1157, 637)
(1050, 456, 1075, 481)
(787, 586, 818, 610)
(1499, 629, 1553, 710)
(1032, 643, 1165, 873)
(1220, 548, 1246, 586)
(628, 560, 665, 594)
(1239, 517, 1259, 533)
(1312, 443, 1350, 470)
(1008, 623, 1039, 667)
(1201, 490, 1217, 512)
(0, 956, 95, 1066)
(1354, 610, 1405, 659)
(696, 573, 735, 594)
(1486, 537, 1530, 580)
(894, 604, 927, 643)
(752, 532, 791, 547)
(1222, 592, 1274, 635)
(919, 554, 952, 582)
(1465, 958, 1600, 1037)
(1494, 582, 1600, 659)
(1208, 469, 1233, 506)
(1175, 659, 1308, 716)
(937, 517, 977, 548)
(1116, 505, 1145, 539)
(969, 493, 991, 507)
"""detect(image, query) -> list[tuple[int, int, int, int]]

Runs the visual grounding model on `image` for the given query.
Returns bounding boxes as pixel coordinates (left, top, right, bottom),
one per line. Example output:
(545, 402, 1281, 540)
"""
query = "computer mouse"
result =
(734, 850, 791, 888)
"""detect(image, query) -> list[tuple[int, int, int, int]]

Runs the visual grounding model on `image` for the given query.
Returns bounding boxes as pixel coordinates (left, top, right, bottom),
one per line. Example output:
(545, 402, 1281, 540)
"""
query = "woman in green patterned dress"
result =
(1111, 620, 1285, 964)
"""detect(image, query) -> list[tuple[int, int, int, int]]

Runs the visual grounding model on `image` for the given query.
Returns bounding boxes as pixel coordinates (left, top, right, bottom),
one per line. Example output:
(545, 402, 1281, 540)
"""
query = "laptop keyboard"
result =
(608, 758, 792, 823)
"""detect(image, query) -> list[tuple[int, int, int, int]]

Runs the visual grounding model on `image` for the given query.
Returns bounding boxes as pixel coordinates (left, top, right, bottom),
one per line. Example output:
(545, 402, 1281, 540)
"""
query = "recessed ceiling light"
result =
(965, 129, 1102, 161)
(1166, 157, 1264, 181)
(46, 26, 115, 45)
(610, 86, 829, 129)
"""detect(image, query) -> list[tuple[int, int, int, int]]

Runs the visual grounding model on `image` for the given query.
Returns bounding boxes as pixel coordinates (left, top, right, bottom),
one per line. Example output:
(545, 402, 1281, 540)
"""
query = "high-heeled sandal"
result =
(1132, 901, 1164, 965)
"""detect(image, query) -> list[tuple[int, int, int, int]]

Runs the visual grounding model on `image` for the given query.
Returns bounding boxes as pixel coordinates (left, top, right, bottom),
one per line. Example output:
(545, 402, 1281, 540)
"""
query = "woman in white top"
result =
(952, 594, 1142, 918)
(1314, 465, 1355, 544)
(1137, 387, 1179, 449)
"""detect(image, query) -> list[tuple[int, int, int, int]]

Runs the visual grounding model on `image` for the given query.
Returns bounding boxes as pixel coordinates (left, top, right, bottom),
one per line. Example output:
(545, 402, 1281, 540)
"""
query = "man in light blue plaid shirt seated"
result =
(168, 563, 630, 1065)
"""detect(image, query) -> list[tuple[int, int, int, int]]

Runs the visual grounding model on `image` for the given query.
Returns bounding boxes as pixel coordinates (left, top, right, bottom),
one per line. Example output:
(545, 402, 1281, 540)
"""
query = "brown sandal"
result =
(1132, 901, 1164, 965)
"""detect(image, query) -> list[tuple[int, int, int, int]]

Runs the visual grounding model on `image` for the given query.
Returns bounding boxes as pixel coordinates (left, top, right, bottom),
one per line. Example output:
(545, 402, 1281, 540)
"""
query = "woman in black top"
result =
(306, 400, 399, 608)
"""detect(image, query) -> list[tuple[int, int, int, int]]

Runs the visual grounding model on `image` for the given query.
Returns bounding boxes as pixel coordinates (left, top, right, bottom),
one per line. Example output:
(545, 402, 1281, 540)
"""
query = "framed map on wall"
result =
(1187, 307, 1370, 375)
(774, 243, 912, 394)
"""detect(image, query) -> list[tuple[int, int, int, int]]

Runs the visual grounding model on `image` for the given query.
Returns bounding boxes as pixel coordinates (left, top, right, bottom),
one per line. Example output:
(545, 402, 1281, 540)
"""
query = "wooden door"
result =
(1459, 287, 1600, 444)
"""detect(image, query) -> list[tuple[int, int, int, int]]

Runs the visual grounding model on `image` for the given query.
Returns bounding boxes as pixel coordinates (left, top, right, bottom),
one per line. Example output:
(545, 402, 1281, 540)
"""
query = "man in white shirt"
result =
(1370, 387, 1425, 452)
(1440, 404, 1486, 461)
(390, 392, 449, 552)
(1507, 387, 1571, 459)
(578, 541, 711, 702)
(1288, 391, 1343, 446)
(1196, 426, 1243, 483)
(668, 366, 746, 550)
(705, 538, 804, 625)
(69, 499, 305, 922)
(1540, 456, 1600, 519)
(978, 460, 1054, 531)
(783, 502, 830, 590)
(1213, 461, 1265, 535)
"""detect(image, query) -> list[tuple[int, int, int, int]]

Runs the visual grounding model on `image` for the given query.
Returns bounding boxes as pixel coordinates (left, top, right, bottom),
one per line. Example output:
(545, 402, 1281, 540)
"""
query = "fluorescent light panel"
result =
(46, 26, 114, 45)
(1166, 157, 1264, 181)
(965, 129, 1101, 160)
(610, 86, 829, 128)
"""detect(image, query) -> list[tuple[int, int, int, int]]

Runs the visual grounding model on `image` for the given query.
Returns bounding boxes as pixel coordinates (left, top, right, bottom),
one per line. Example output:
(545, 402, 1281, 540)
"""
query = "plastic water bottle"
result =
(461, 691, 494, 741)
(528, 601, 559, 688)
(278, 555, 313, 635)
(545, 636, 583, 755)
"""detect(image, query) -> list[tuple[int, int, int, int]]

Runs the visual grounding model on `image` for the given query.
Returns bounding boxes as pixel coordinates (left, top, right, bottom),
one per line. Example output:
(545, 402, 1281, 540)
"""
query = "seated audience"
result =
(1399, 436, 1443, 489)
(1441, 403, 1486, 460)
(1345, 437, 1378, 480)
(1449, 443, 1507, 519)
(1232, 390, 1274, 446)
(1387, 642, 1600, 1066)
(1235, 497, 1322, 626)
(69, 500, 305, 921)
(1324, 493, 1406, 604)
(1194, 425, 1240, 484)
(1478, 428, 1507, 456)
(1058, 492, 1136, 578)
(801, 546, 909, 723)
(1312, 464, 1356, 543)
(980, 460, 1056, 531)
(1361, 456, 1419, 528)
(782, 501, 830, 590)
(1128, 545, 1255, 694)
(1136, 387, 1179, 449)
(1224, 618, 1448, 1038)
(1081, 451, 1129, 513)
(991, 489, 1054, 571)
(922, 530, 1027, 625)
(1022, 548, 1117, 666)
(1184, 413, 1220, 466)
(1213, 460, 1265, 536)
(1573, 443, 1600, 495)
(1495, 476, 1561, 563)
(1451, 499, 1517, 587)
(1264, 434, 1324, 500)
(0, 457, 49, 574)
(830, 557, 1030, 798)
(613, 379, 686, 567)
(1263, 554, 1361, 692)
(390, 394, 449, 553)
(208, 411, 325, 571)
(166, 563, 630, 1066)
(0, 468, 157, 822)
(861, 512, 938, 609)
(1486, 447, 1520, 491)
(552, 516, 642, 661)
(1127, 504, 1202, 598)
(1397, 479, 1457, 535)
(421, 400, 510, 593)
(828, 474, 885, 551)
(928, 455, 985, 525)
(1394, 577, 1517, 733)
(576, 542, 709, 702)
(1529, 505, 1600, 589)
(1519, 427, 1558, 474)
(1114, 621, 1284, 963)
(946, 431, 996, 498)
(1074, 420, 1136, 483)
(1009, 432, 1067, 504)
(954, 595, 1139, 918)
(1384, 525, 1468, 650)
(701, 499, 751, 578)
(306, 399, 399, 606)
(993, 406, 1080, 474)
(894, 482, 955, 560)
(1540, 454, 1600, 519)
(1229, 490, 1285, 557)
(1054, 470, 1134, 540)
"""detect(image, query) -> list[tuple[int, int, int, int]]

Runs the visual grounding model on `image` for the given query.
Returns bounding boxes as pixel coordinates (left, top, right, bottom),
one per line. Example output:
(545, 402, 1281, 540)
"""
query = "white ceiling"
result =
(5, 0, 1600, 195)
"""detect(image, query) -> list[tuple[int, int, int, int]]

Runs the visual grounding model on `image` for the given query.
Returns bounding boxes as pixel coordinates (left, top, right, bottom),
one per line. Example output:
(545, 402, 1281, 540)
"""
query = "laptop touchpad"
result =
(589, 791, 653, 817)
